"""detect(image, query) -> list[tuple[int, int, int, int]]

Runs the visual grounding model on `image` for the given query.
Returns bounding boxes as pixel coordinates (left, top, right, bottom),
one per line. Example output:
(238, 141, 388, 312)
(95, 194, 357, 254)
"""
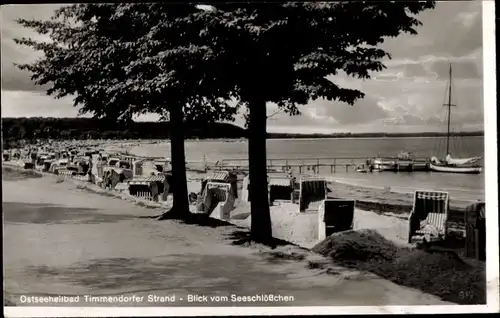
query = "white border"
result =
(1, 305, 499, 317)
(482, 0, 500, 312)
(4, 1, 499, 317)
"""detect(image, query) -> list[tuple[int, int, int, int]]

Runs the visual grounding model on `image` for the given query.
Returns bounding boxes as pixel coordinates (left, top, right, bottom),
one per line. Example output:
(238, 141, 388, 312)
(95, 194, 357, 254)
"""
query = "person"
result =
(151, 181, 159, 202)
(228, 170, 238, 199)
(161, 176, 170, 201)
(88, 157, 93, 182)
(445, 153, 452, 163)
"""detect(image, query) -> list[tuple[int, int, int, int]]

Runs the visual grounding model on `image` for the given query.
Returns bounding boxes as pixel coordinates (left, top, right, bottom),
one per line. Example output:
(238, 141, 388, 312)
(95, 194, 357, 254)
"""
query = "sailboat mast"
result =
(445, 63, 453, 155)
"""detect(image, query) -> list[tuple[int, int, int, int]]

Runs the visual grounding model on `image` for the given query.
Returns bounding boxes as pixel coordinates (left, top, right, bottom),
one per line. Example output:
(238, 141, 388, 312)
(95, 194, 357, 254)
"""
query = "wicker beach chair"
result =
(464, 201, 486, 261)
(408, 190, 449, 244)
(298, 178, 328, 212)
(318, 199, 355, 240)
(199, 182, 234, 220)
(268, 176, 294, 206)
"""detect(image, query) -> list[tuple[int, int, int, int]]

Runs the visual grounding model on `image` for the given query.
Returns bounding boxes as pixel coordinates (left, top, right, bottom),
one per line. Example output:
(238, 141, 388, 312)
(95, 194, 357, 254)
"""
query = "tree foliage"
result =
(1, 117, 247, 147)
(14, 3, 240, 219)
(174, 1, 435, 243)
(14, 4, 239, 122)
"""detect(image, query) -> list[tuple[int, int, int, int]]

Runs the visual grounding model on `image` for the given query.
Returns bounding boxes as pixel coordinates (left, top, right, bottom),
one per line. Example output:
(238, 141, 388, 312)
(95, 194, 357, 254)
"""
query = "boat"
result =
(429, 63, 482, 174)
(355, 164, 369, 173)
(370, 157, 396, 171)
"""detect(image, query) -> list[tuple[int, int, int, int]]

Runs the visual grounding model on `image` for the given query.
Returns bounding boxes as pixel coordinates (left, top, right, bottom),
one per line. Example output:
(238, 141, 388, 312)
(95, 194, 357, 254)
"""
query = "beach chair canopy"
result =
(268, 176, 294, 203)
(268, 177, 293, 187)
(413, 191, 448, 219)
(128, 175, 166, 186)
(204, 171, 234, 183)
(107, 158, 120, 166)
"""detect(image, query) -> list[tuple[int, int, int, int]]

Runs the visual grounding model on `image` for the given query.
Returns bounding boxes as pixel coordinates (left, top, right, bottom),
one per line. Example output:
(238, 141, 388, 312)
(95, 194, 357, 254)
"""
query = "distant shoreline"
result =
(1, 117, 483, 147)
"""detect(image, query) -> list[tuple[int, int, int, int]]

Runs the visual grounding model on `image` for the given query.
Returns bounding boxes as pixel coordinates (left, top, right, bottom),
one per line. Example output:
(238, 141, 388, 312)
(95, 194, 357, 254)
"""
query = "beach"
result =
(3, 164, 486, 306)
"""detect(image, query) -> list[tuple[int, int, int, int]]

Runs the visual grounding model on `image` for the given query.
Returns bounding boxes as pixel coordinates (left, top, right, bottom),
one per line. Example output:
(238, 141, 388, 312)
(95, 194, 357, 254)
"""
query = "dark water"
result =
(129, 136, 485, 200)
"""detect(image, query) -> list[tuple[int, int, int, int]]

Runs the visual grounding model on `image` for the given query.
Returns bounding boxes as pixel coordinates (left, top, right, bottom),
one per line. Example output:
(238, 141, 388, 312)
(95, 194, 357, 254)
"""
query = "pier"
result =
(206, 156, 432, 174)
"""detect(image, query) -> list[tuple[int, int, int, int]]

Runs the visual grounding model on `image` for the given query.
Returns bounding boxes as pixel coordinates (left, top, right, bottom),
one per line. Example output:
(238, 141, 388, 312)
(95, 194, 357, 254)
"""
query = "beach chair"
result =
(408, 190, 449, 244)
(241, 176, 250, 202)
(464, 201, 486, 261)
(199, 182, 235, 220)
(298, 177, 328, 212)
(268, 176, 294, 206)
(23, 162, 35, 170)
(128, 176, 162, 202)
(318, 199, 355, 240)
(200, 171, 238, 199)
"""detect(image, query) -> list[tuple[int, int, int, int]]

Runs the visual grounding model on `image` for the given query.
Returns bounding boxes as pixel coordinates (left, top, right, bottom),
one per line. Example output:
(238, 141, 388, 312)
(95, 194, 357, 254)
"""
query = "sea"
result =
(127, 136, 486, 202)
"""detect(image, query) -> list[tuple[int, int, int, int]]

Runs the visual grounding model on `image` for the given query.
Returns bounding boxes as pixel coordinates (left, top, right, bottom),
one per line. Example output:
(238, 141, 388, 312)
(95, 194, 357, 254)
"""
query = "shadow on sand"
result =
(2, 166, 43, 181)
(3, 202, 137, 224)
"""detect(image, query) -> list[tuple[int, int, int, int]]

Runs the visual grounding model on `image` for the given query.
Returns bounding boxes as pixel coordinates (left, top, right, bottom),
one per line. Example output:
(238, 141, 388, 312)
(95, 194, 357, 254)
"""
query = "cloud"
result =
(1, 4, 58, 92)
(379, 1, 482, 60)
(1, 90, 81, 117)
(1, 2, 485, 133)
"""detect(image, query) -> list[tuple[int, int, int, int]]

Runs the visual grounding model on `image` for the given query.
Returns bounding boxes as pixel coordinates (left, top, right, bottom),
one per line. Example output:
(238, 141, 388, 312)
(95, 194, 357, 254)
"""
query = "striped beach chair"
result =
(268, 176, 294, 205)
(298, 177, 328, 212)
(58, 169, 76, 178)
(408, 190, 449, 244)
(72, 174, 88, 181)
(128, 178, 157, 202)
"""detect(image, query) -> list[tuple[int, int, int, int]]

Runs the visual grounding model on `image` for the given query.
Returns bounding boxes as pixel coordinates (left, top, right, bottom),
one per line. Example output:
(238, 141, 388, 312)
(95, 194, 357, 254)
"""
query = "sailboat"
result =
(429, 64, 482, 174)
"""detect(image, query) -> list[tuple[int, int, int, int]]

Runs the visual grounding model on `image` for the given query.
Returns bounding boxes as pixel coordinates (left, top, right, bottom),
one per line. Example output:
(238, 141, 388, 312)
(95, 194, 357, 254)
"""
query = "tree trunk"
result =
(247, 98, 273, 243)
(159, 103, 190, 219)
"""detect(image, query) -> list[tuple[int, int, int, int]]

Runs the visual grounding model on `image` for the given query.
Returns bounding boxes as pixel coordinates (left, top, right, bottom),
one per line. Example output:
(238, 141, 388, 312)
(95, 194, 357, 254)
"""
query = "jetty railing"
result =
(207, 156, 430, 174)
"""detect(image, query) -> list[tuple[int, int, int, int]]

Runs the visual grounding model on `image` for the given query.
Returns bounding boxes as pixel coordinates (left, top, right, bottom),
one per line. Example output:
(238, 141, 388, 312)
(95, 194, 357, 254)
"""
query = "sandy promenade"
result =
(3, 169, 452, 307)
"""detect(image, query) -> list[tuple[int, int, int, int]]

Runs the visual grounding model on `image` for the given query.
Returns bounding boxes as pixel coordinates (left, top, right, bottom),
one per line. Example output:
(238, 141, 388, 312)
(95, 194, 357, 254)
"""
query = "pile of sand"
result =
(312, 229, 485, 304)
(312, 229, 398, 263)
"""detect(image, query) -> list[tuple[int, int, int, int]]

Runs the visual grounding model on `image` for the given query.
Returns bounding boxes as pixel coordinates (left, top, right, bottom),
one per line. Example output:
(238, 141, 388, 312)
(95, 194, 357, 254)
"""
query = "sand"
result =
(230, 201, 411, 249)
(3, 167, 454, 307)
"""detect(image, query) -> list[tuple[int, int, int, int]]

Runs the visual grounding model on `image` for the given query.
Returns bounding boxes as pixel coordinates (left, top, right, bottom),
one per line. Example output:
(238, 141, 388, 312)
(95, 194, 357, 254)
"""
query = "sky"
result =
(0, 2, 486, 134)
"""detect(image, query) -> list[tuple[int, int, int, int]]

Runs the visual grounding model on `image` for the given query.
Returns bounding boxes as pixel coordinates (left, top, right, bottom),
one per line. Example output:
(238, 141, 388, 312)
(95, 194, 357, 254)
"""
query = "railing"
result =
(208, 156, 430, 174)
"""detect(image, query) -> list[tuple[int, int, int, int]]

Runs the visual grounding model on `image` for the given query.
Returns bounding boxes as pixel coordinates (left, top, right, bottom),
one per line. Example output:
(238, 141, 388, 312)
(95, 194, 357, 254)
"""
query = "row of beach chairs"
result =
(32, 160, 484, 258)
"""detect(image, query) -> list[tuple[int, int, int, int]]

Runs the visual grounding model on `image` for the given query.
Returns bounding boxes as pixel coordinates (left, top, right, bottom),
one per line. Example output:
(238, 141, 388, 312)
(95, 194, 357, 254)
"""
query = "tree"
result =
(7, 124, 26, 140)
(175, 2, 436, 243)
(14, 3, 238, 218)
(15, 2, 435, 244)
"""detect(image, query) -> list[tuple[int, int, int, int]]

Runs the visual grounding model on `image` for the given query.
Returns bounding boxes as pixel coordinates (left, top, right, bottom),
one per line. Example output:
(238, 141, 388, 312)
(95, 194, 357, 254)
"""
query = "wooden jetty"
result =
(111, 150, 432, 175)
(206, 156, 431, 174)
